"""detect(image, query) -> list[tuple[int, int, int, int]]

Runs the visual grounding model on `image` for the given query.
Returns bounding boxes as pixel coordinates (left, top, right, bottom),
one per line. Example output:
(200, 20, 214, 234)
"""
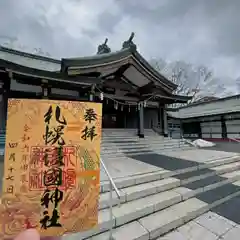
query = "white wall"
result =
(226, 119, 240, 138)
(169, 96, 240, 119)
(201, 121, 222, 139)
(168, 119, 181, 138)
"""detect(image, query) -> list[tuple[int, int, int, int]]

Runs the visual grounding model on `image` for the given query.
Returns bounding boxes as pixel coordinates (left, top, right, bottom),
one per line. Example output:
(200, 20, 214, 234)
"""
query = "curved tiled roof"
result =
(0, 45, 61, 72)
(0, 45, 60, 63)
(62, 47, 177, 90)
(168, 94, 240, 119)
(0, 45, 177, 91)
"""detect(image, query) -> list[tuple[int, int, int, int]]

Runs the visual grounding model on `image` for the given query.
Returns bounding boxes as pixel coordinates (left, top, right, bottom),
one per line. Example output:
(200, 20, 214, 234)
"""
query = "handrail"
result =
(100, 157, 121, 240)
(100, 157, 121, 198)
(228, 137, 240, 143)
(181, 135, 197, 147)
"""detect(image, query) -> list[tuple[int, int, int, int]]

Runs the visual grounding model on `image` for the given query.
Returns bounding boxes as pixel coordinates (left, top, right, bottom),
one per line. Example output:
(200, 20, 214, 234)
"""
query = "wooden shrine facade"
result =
(0, 40, 191, 138)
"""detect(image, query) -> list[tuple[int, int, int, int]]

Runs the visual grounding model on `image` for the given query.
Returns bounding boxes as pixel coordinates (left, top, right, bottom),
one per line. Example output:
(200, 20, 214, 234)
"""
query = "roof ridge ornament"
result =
(122, 32, 137, 50)
(97, 38, 111, 55)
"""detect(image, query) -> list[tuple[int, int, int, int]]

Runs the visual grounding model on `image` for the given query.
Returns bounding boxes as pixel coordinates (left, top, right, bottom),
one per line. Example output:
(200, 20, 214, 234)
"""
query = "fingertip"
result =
(14, 229, 40, 240)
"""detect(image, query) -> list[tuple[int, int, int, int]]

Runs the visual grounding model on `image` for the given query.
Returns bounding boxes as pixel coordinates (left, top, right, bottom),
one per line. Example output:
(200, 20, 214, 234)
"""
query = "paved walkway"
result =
(100, 156, 160, 181)
(129, 149, 238, 172)
(159, 149, 239, 163)
(100, 149, 239, 181)
(128, 148, 240, 237)
(1, 146, 240, 238)
(203, 142, 240, 153)
(160, 210, 240, 240)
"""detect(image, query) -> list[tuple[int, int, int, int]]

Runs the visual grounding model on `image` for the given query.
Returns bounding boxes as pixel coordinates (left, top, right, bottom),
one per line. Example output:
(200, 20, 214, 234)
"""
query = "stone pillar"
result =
(163, 107, 168, 137)
(138, 102, 144, 138)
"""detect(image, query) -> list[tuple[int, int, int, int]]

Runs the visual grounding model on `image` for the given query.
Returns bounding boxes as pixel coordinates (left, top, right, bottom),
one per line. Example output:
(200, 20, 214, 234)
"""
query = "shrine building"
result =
(168, 94, 240, 141)
(0, 33, 191, 138)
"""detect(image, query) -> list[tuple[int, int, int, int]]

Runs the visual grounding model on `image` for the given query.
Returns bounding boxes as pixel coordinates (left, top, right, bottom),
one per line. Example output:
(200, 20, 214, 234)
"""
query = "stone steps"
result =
(100, 146, 191, 157)
(102, 129, 157, 137)
(101, 138, 191, 156)
(102, 138, 180, 144)
(94, 172, 240, 239)
(90, 183, 240, 240)
(91, 189, 240, 240)
(102, 137, 139, 142)
(100, 130, 191, 155)
(101, 140, 185, 147)
(99, 166, 240, 210)
(100, 157, 240, 191)
(100, 156, 240, 192)
(101, 143, 189, 152)
(62, 156, 240, 240)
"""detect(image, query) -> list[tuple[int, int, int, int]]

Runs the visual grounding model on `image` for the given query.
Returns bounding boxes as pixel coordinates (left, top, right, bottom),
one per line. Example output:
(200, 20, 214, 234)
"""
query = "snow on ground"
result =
(192, 139, 216, 148)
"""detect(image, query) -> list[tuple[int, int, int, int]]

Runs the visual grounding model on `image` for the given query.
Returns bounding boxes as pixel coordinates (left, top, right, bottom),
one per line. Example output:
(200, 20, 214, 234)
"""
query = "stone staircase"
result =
(101, 128, 193, 159)
(63, 153, 240, 240)
(0, 128, 191, 157)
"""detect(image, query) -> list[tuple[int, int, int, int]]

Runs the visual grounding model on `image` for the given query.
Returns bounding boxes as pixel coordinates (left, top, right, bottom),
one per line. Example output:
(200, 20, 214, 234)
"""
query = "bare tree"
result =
(150, 59, 215, 108)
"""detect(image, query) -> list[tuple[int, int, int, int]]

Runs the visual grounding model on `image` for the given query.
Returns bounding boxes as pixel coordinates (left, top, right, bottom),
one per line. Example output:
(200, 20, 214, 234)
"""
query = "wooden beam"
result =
(102, 63, 130, 80)
(121, 75, 138, 89)
(138, 82, 155, 94)
(103, 76, 136, 92)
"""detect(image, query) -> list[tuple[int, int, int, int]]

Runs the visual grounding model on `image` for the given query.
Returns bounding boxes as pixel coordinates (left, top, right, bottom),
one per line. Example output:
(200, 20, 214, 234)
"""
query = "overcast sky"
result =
(0, 0, 240, 80)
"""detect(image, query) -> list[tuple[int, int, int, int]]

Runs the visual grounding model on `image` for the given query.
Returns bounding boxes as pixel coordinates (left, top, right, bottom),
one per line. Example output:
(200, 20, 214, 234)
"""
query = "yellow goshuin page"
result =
(0, 99, 102, 239)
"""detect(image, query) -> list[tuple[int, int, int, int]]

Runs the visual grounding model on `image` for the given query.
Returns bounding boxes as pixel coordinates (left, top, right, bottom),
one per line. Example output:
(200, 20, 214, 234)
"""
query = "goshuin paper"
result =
(0, 99, 102, 239)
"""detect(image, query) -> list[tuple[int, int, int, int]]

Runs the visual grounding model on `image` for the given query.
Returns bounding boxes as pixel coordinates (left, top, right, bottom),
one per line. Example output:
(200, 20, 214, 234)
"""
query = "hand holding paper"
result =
(1, 100, 102, 240)
(13, 229, 60, 240)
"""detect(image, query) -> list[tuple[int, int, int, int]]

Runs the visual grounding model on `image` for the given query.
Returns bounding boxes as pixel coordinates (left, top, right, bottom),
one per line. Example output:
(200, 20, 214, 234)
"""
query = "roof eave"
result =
(132, 50, 177, 90)
(62, 47, 177, 91)
(0, 45, 60, 64)
(61, 48, 132, 69)
(142, 93, 191, 104)
(0, 59, 101, 86)
(172, 94, 192, 101)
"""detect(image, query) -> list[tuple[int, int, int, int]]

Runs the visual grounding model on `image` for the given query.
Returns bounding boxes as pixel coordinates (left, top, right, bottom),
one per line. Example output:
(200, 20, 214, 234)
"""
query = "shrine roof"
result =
(0, 45, 60, 71)
(61, 46, 177, 91)
(143, 93, 192, 104)
(0, 58, 100, 86)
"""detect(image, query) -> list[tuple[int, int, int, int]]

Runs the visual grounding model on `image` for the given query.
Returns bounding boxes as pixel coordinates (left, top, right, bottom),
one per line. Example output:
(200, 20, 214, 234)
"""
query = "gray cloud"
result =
(0, 0, 240, 85)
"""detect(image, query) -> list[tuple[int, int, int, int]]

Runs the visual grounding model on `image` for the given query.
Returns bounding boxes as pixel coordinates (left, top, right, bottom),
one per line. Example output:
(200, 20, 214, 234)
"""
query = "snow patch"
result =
(192, 139, 216, 148)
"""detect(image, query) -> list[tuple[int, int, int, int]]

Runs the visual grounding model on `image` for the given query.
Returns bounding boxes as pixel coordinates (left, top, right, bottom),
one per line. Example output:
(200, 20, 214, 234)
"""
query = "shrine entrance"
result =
(102, 114, 117, 128)
(102, 101, 126, 128)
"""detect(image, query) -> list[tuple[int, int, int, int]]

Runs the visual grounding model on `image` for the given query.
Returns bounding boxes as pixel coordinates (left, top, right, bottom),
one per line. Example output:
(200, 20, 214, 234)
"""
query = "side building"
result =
(0, 35, 190, 138)
(168, 94, 240, 141)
